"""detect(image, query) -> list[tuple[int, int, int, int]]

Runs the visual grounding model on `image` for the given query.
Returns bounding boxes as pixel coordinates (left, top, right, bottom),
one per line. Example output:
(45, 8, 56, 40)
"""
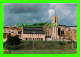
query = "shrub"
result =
(20, 41, 76, 50)
(5, 44, 21, 50)
(58, 41, 66, 45)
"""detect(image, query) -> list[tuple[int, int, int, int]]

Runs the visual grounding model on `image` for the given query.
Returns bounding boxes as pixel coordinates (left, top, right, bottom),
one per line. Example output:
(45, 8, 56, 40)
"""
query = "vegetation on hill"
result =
(16, 23, 56, 27)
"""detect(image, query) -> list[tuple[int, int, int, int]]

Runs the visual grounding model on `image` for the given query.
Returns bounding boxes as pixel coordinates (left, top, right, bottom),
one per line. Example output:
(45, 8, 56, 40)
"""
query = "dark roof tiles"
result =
(23, 27, 45, 34)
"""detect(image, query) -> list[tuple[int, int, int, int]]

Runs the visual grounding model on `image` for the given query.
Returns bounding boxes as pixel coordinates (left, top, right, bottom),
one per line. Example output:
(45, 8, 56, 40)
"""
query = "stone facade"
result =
(21, 27, 45, 41)
(21, 34, 45, 40)
(51, 16, 59, 40)
(4, 27, 22, 40)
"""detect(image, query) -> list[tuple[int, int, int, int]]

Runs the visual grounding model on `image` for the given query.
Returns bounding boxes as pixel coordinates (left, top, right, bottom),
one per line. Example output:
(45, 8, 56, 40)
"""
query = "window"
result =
(26, 38, 28, 40)
(33, 38, 34, 40)
(41, 38, 43, 41)
(55, 19, 56, 23)
(18, 31, 21, 34)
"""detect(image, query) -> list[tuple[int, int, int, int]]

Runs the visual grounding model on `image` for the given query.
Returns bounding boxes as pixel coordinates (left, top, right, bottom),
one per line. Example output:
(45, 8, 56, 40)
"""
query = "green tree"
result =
(5, 35, 21, 50)
(6, 35, 21, 45)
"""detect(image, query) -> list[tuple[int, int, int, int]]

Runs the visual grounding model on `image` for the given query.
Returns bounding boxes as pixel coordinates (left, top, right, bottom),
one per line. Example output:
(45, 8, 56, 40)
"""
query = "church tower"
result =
(51, 16, 59, 40)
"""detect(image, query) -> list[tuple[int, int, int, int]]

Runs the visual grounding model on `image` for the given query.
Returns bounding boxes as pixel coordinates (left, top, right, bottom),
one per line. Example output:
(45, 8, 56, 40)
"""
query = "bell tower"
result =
(51, 11, 59, 40)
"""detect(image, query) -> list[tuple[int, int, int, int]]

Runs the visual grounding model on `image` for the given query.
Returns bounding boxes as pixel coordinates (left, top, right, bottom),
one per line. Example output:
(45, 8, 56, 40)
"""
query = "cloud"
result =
(4, 3, 76, 26)
(48, 9, 55, 17)
(49, 3, 76, 26)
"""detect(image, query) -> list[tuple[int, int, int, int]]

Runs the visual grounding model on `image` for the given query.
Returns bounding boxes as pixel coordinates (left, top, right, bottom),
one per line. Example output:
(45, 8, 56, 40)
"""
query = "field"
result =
(4, 50, 76, 54)
(4, 40, 77, 54)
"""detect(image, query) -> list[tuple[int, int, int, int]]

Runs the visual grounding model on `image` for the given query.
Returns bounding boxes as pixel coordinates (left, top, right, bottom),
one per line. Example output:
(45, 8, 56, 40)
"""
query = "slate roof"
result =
(23, 27, 45, 34)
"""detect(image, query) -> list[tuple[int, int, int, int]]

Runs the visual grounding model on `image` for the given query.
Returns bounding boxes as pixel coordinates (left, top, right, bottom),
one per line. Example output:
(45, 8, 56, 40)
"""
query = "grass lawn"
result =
(4, 50, 77, 54)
